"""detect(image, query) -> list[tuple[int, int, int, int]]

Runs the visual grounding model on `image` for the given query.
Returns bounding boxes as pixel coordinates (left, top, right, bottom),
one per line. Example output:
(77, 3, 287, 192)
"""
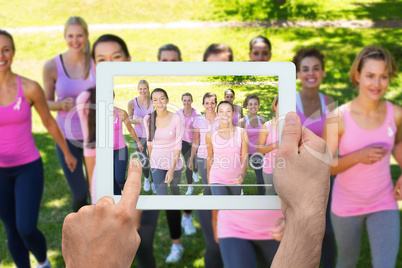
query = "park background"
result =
(1, 0, 401, 267)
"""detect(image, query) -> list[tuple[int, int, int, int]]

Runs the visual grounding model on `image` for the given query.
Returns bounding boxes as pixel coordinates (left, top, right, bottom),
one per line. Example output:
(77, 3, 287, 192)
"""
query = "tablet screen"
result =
(96, 62, 295, 209)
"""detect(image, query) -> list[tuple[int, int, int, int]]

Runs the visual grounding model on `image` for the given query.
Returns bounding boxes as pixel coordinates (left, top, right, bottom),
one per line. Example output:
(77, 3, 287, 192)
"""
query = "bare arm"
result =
(237, 118, 246, 129)
(237, 129, 249, 183)
(127, 99, 141, 124)
(238, 105, 244, 118)
(212, 210, 219, 244)
(43, 59, 75, 111)
(256, 123, 278, 155)
(206, 131, 214, 184)
(188, 129, 200, 170)
(392, 105, 402, 200)
(120, 108, 141, 144)
(24, 77, 76, 171)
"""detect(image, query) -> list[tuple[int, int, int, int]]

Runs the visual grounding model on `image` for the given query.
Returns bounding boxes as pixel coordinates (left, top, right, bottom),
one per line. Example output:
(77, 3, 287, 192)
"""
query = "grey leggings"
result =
(219, 238, 280, 268)
(151, 168, 182, 195)
(331, 209, 399, 268)
(262, 172, 276, 195)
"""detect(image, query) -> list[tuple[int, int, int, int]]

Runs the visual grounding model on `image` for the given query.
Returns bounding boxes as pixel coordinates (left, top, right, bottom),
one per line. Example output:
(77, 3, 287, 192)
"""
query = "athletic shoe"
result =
(241, 189, 244, 196)
(185, 186, 194, 195)
(37, 258, 51, 268)
(181, 215, 196, 235)
(143, 178, 151, 192)
(165, 244, 184, 263)
(151, 182, 157, 194)
(192, 172, 200, 182)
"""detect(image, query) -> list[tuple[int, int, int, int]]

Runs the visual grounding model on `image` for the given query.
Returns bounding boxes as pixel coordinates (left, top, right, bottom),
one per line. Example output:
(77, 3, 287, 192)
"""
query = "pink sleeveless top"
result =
(209, 127, 243, 184)
(232, 106, 241, 126)
(133, 97, 153, 138)
(76, 91, 95, 157)
(218, 210, 284, 240)
(296, 92, 328, 137)
(114, 108, 127, 150)
(176, 108, 201, 143)
(332, 102, 398, 217)
(54, 55, 96, 140)
(193, 115, 220, 159)
(0, 75, 41, 167)
(244, 115, 262, 154)
(144, 113, 184, 170)
(262, 120, 279, 174)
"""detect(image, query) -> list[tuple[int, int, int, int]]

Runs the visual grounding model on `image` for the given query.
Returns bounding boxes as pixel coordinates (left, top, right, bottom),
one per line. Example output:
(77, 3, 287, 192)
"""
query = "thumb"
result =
(278, 112, 302, 157)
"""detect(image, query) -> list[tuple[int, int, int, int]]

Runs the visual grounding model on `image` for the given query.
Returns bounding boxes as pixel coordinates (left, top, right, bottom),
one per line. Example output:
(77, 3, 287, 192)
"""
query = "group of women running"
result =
(1, 15, 401, 268)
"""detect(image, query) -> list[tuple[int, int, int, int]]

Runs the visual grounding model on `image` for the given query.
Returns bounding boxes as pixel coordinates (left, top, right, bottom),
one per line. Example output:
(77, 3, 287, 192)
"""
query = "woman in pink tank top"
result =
(324, 46, 402, 268)
(238, 94, 266, 195)
(210, 99, 285, 268)
(0, 30, 76, 268)
(224, 89, 243, 126)
(206, 101, 249, 195)
(177, 92, 201, 195)
(257, 95, 279, 195)
(293, 48, 337, 267)
(292, 48, 335, 137)
(127, 80, 156, 193)
(77, 34, 143, 201)
(43, 17, 95, 212)
(113, 89, 143, 195)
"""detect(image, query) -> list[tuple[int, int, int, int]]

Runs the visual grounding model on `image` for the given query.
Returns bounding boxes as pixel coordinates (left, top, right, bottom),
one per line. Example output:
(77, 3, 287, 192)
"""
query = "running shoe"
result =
(181, 215, 196, 235)
(185, 186, 194, 195)
(37, 259, 51, 268)
(192, 172, 200, 182)
(151, 182, 157, 194)
(165, 244, 184, 263)
(143, 178, 150, 192)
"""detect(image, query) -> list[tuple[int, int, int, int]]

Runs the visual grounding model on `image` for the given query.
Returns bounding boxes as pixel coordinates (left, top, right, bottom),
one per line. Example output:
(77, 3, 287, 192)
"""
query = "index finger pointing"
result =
(118, 158, 142, 212)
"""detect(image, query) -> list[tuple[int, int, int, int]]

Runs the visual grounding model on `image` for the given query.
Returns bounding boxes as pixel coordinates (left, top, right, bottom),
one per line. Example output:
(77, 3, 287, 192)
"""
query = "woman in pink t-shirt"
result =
(144, 88, 185, 261)
(223, 89, 243, 126)
(0, 30, 76, 268)
(324, 46, 402, 268)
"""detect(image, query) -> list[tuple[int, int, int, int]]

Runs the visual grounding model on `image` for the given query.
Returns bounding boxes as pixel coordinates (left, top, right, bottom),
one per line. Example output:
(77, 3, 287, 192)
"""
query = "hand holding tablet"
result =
(62, 159, 142, 268)
(62, 112, 332, 267)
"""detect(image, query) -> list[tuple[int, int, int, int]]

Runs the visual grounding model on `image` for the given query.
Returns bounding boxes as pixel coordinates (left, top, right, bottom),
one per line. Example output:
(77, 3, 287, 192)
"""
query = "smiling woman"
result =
(42, 16, 95, 212)
(323, 46, 402, 268)
(0, 29, 76, 268)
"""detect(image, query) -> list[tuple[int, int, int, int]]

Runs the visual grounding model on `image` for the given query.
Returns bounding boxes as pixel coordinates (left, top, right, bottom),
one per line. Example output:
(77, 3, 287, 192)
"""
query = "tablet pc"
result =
(96, 62, 295, 209)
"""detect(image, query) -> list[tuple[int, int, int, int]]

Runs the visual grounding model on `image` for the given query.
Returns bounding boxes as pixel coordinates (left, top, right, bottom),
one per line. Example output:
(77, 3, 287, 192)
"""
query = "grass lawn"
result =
(1, 8, 402, 268)
(2, 0, 402, 28)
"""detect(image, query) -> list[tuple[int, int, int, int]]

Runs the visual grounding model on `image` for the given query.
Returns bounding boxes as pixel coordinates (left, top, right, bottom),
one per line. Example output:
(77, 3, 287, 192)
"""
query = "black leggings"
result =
(181, 140, 198, 184)
(321, 176, 336, 268)
(0, 158, 47, 267)
(135, 210, 160, 268)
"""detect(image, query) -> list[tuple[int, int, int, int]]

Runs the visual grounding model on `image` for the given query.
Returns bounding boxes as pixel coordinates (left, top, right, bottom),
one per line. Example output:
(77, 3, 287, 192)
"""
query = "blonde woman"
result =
(43, 16, 95, 212)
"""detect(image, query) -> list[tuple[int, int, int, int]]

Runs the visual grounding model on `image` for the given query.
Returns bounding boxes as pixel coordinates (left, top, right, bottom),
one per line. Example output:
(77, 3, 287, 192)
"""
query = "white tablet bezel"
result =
(96, 62, 295, 209)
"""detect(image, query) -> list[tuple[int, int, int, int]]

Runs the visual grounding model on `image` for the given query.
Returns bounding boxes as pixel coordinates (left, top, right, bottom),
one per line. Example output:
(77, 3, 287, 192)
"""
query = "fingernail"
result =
(286, 112, 298, 125)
